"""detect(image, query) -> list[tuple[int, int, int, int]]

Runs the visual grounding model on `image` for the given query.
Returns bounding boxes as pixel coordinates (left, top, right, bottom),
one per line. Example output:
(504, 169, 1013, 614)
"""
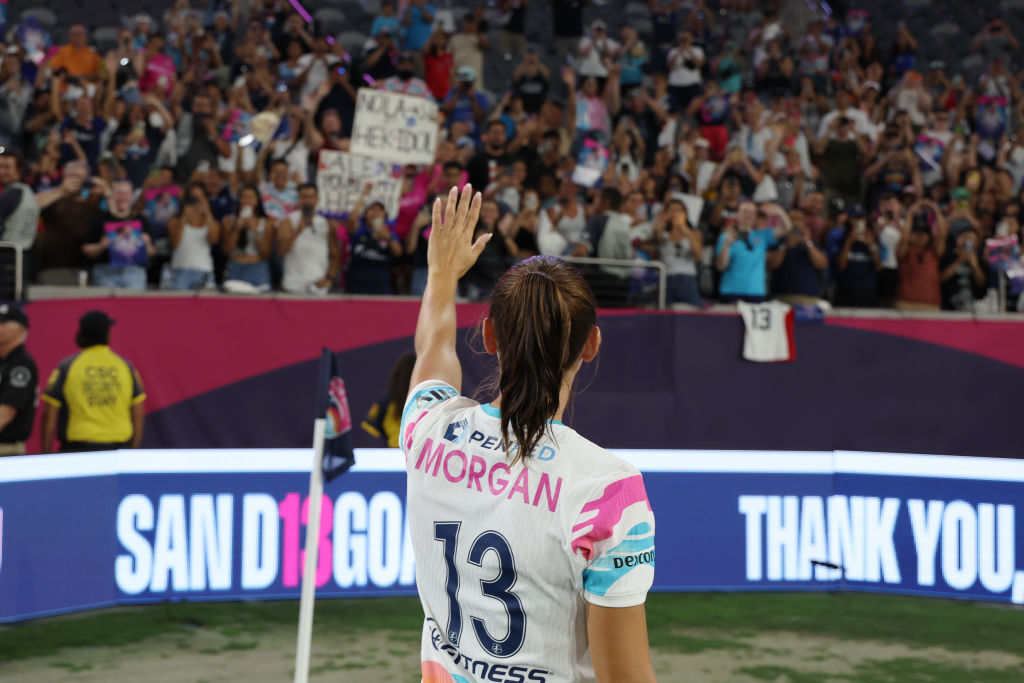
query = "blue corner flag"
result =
(317, 348, 356, 482)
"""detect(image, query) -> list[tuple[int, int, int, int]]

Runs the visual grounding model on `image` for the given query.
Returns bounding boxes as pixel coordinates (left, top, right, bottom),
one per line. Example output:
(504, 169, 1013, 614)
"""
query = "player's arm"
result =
(587, 603, 658, 683)
(410, 184, 485, 393)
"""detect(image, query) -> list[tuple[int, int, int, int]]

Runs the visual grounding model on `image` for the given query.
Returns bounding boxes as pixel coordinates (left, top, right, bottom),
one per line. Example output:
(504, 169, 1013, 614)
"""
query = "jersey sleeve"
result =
(570, 472, 656, 608)
(399, 379, 461, 457)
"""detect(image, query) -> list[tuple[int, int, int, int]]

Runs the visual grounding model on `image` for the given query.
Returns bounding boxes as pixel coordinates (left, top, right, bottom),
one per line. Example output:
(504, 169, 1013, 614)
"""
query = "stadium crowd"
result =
(1, 0, 1023, 311)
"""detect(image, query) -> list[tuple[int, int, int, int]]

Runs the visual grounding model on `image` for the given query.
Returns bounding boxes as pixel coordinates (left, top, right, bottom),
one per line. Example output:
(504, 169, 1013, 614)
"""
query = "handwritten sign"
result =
(316, 150, 402, 220)
(350, 89, 439, 165)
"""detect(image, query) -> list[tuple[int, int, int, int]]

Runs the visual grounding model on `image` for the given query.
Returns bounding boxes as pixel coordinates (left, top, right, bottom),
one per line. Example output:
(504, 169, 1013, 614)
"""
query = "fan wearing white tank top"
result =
(166, 183, 220, 290)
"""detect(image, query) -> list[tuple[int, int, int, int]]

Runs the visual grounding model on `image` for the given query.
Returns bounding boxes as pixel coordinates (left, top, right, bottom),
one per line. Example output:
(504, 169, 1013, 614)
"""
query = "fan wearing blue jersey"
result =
(403, 183, 658, 683)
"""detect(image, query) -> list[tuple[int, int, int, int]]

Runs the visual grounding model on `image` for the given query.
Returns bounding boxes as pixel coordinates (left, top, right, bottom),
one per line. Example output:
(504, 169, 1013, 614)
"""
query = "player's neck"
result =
(490, 375, 576, 424)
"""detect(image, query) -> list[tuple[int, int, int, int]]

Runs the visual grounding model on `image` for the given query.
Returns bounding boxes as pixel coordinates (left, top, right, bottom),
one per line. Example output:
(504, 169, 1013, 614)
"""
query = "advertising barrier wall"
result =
(2, 449, 1021, 624)
(23, 297, 1024, 459)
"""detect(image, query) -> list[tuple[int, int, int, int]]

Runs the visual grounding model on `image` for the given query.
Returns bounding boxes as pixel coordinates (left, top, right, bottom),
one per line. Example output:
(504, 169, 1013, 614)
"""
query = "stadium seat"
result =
(903, 0, 932, 9)
(19, 7, 58, 28)
(631, 17, 654, 38)
(959, 53, 987, 83)
(92, 25, 121, 51)
(337, 31, 367, 54)
(930, 22, 960, 39)
(314, 8, 347, 36)
(1001, 0, 1024, 13)
(337, 1, 366, 16)
(625, 1, 648, 20)
(362, 0, 382, 16)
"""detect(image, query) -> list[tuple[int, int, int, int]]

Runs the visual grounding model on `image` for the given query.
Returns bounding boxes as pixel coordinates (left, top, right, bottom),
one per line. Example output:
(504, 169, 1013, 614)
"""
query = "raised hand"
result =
(428, 184, 486, 278)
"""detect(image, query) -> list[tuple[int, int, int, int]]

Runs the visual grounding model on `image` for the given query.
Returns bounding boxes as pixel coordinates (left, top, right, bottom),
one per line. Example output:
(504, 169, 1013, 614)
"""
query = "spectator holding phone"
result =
(715, 199, 789, 303)
(655, 197, 703, 306)
(972, 16, 1020, 67)
(666, 30, 704, 113)
(577, 20, 620, 83)
(346, 185, 402, 295)
(166, 183, 220, 290)
(537, 177, 590, 257)
(940, 227, 988, 310)
(172, 92, 231, 184)
(442, 67, 490, 141)
(293, 34, 341, 101)
(279, 183, 339, 294)
(768, 207, 827, 304)
(467, 120, 512, 194)
(222, 184, 274, 292)
(835, 204, 883, 307)
(895, 199, 947, 310)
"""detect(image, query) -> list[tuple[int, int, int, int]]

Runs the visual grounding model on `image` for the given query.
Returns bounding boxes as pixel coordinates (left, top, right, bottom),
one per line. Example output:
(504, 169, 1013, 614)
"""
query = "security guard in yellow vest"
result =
(40, 310, 146, 453)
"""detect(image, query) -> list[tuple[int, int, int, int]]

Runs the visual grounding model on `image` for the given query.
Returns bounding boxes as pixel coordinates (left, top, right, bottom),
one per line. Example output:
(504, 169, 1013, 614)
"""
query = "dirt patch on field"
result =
(4, 626, 1024, 682)
(651, 629, 1024, 682)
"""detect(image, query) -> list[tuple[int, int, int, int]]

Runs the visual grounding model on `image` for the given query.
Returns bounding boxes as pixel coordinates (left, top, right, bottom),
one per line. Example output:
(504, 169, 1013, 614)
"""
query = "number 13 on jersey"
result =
(434, 521, 526, 658)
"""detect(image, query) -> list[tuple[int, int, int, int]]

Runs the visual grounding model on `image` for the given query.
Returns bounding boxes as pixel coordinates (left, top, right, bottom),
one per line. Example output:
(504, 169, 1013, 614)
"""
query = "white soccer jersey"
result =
(738, 301, 796, 363)
(401, 380, 656, 683)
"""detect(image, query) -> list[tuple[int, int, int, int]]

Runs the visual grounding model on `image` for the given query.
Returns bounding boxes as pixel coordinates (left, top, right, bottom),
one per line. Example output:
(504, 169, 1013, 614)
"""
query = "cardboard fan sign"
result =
(349, 89, 440, 166)
(316, 150, 403, 220)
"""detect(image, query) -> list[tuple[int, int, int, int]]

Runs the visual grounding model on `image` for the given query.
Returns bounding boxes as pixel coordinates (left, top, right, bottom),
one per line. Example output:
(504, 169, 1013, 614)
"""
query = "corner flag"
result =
(316, 348, 356, 482)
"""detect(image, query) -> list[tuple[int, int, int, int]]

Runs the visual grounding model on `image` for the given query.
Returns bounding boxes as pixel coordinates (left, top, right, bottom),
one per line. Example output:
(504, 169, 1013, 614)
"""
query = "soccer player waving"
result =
(402, 184, 658, 682)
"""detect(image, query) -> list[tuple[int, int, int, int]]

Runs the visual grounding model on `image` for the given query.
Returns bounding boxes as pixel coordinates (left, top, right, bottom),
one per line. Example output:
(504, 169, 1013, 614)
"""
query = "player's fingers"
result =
(431, 195, 443, 232)
(455, 183, 474, 233)
(471, 231, 492, 258)
(443, 185, 458, 229)
(465, 191, 483, 237)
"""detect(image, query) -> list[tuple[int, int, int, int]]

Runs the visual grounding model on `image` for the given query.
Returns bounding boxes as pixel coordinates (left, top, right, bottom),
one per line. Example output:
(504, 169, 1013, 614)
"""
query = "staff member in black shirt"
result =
(0, 302, 37, 455)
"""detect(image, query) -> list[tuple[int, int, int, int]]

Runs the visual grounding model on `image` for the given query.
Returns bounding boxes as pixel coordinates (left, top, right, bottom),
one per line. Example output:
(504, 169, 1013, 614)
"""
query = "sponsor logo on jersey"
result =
(416, 386, 458, 410)
(612, 549, 656, 569)
(426, 619, 551, 682)
(444, 419, 469, 444)
(444, 427, 558, 461)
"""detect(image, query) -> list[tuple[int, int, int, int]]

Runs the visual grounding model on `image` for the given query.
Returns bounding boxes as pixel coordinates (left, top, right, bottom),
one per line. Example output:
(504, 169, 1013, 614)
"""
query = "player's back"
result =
(402, 380, 656, 683)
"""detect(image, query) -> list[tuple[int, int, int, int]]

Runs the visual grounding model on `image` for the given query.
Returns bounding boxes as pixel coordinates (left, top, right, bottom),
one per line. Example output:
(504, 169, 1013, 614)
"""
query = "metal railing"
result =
(562, 256, 668, 310)
(0, 242, 23, 301)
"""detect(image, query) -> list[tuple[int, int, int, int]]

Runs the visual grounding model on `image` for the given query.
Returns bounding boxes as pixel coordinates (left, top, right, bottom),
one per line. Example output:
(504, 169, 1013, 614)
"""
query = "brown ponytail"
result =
(489, 256, 596, 466)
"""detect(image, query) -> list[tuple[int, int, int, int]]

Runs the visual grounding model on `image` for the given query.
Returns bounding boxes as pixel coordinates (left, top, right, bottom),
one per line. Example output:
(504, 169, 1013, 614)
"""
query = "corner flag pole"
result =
(294, 417, 326, 683)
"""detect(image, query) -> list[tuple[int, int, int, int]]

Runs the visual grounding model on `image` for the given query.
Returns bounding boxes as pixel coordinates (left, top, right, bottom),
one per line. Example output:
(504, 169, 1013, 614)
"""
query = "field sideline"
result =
(1, 593, 1022, 682)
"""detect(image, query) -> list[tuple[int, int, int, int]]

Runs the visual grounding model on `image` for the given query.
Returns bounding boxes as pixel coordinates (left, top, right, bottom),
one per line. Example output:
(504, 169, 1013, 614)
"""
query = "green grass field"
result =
(2, 593, 1022, 681)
